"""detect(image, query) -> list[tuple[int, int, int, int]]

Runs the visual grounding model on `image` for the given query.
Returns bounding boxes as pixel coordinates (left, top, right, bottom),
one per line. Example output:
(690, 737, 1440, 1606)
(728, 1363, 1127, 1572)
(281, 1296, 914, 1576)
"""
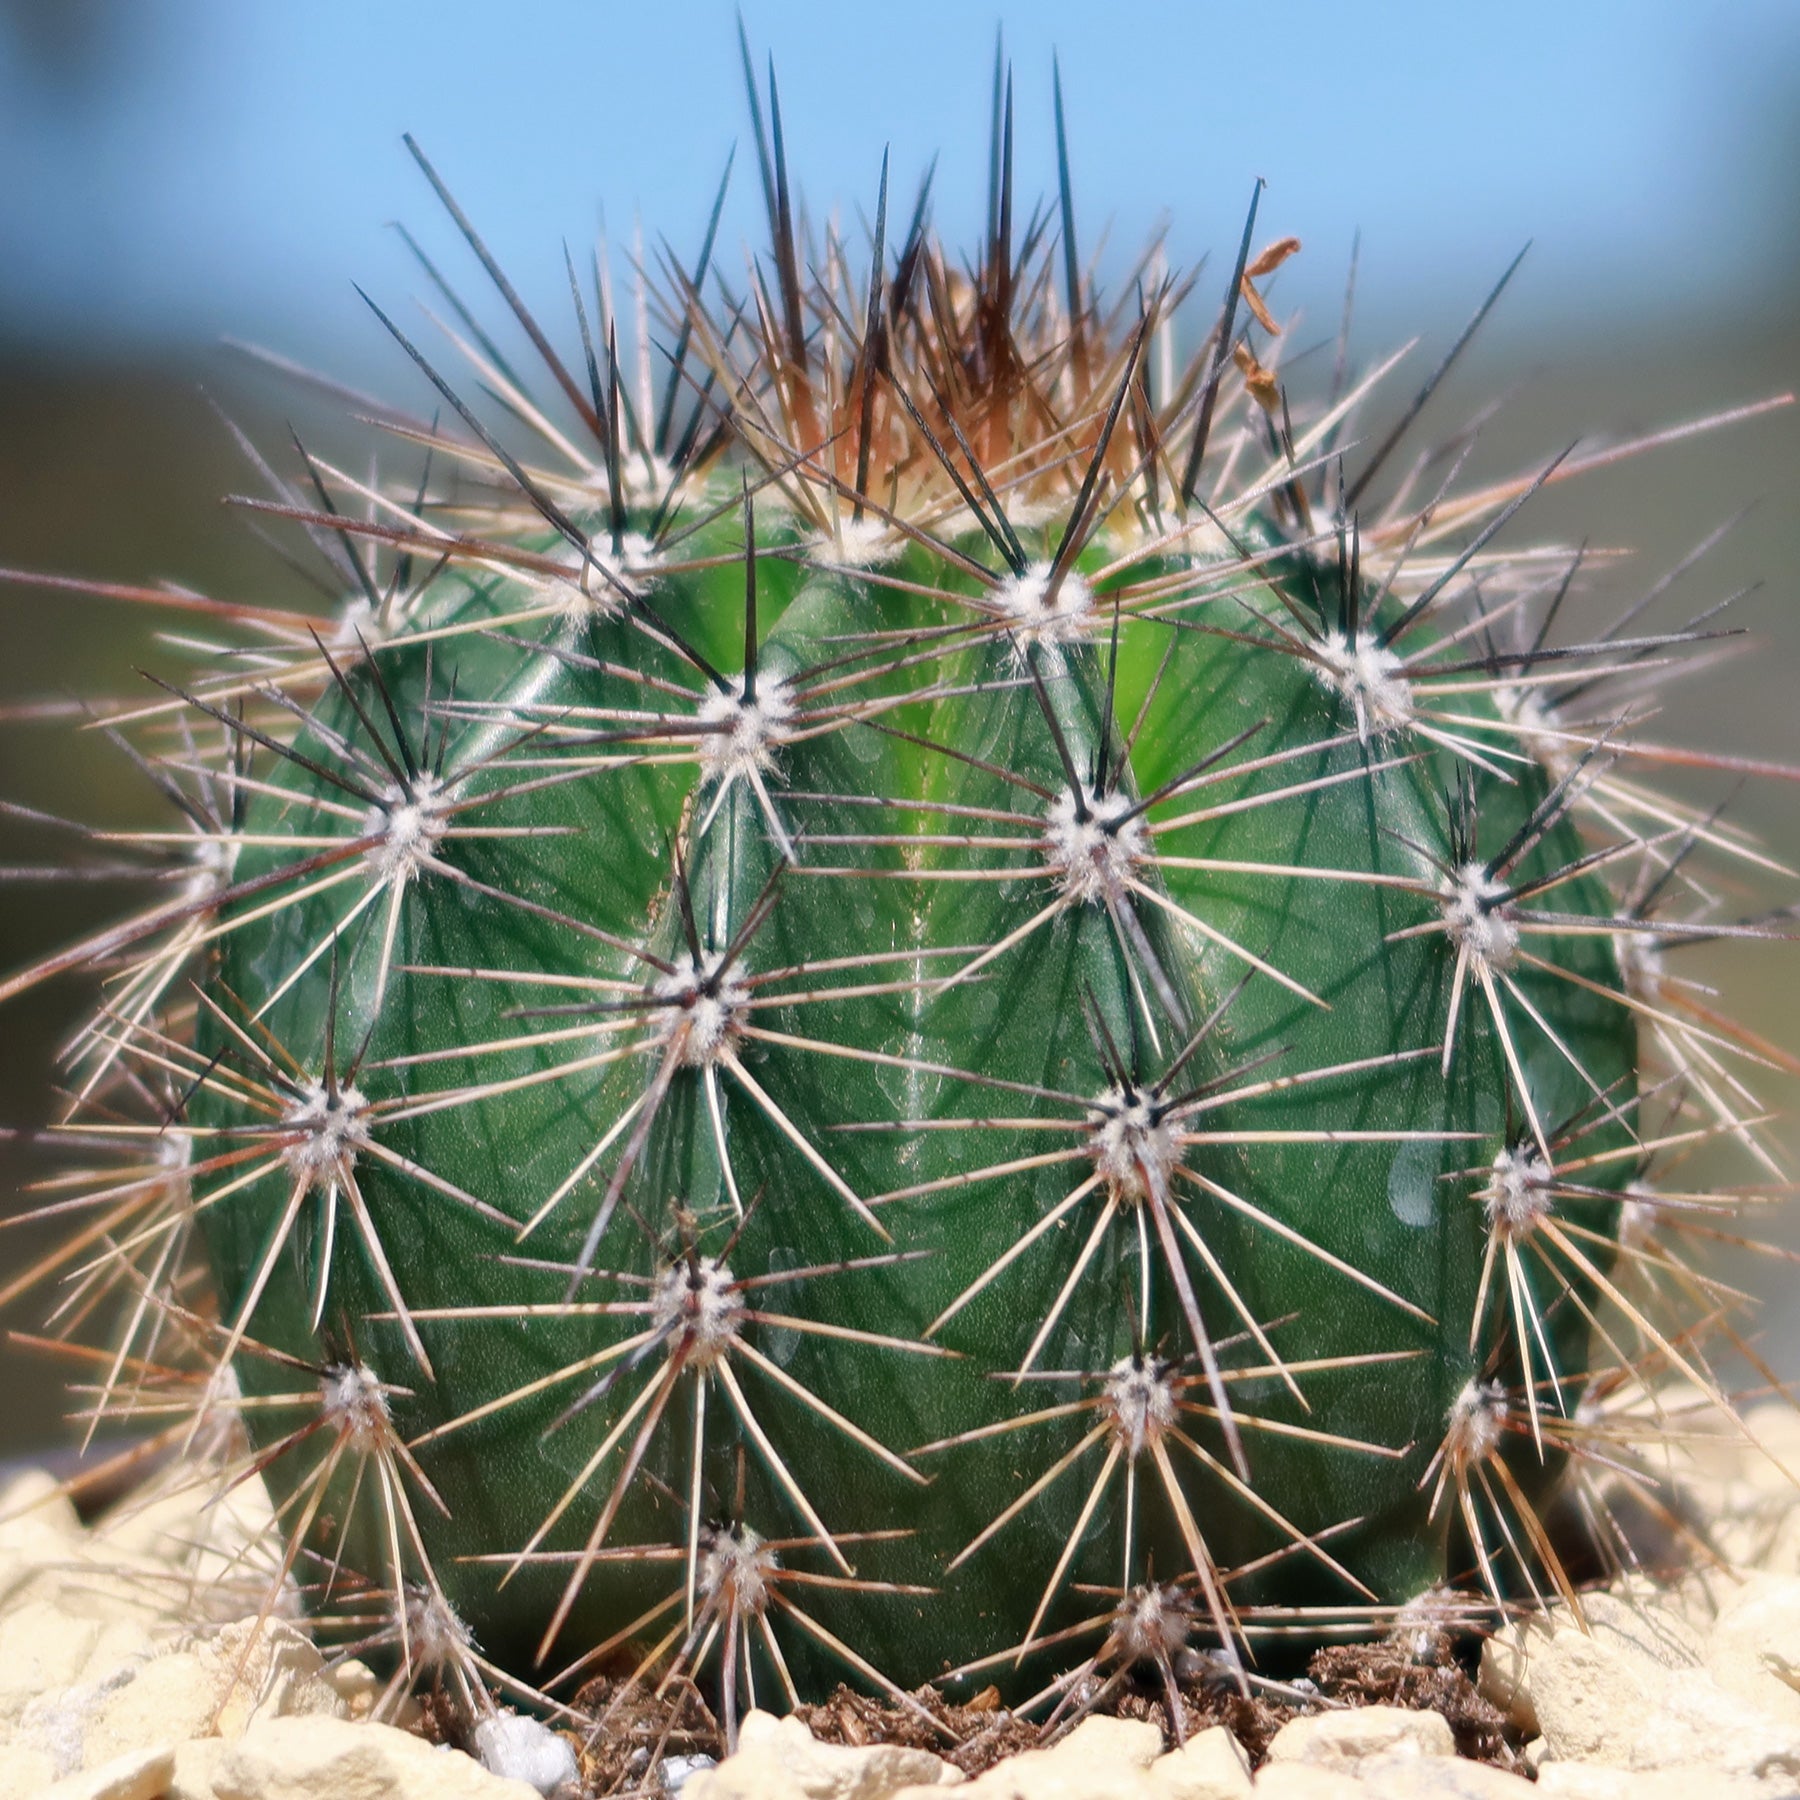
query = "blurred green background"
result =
(1, 1, 1796, 1458)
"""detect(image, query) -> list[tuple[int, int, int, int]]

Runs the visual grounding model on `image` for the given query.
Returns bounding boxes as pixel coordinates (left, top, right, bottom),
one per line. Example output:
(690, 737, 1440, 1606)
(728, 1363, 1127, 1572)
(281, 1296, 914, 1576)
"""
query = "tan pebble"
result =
(1501, 1629, 1659, 1764)
(0, 1742, 59, 1800)
(1263, 1705, 1453, 1769)
(169, 1736, 230, 1800)
(697, 1710, 963, 1800)
(211, 1714, 540, 1800)
(1247, 1765, 1363, 1799)
(1513, 1625, 1800, 1778)
(1353, 1753, 1533, 1796)
(1708, 1572, 1800, 1696)
(84, 1651, 217, 1766)
(1482, 1585, 1705, 1732)
(692, 1757, 810, 1800)
(39, 1745, 175, 1800)
(1533, 1765, 1771, 1798)
(0, 1473, 87, 1621)
(1739, 1404, 1800, 1483)
(1475, 1585, 1797, 1775)
(197, 1618, 342, 1736)
(0, 1470, 84, 1551)
(0, 1603, 104, 1728)
(1042, 1718, 1164, 1772)
(78, 1618, 161, 1689)
(322, 1658, 381, 1721)
(1579, 1585, 1706, 1672)
(101, 1476, 283, 1624)
(890, 1712, 1164, 1800)
(1147, 1726, 1251, 1800)
(90, 1478, 221, 1566)
(1478, 1621, 1540, 1731)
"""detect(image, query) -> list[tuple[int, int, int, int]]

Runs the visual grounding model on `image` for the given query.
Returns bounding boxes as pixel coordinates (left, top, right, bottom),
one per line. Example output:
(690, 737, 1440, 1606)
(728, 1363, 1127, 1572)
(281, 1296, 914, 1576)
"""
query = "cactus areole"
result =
(9, 48, 1794, 1741)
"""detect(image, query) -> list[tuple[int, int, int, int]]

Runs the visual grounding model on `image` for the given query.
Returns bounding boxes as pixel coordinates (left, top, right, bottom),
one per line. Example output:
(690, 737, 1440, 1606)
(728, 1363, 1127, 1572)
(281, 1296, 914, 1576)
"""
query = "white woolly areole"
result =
(1618, 1179, 1659, 1254)
(1481, 1143, 1554, 1238)
(1613, 930, 1665, 1003)
(1103, 1355, 1177, 1460)
(474, 1711, 582, 1797)
(281, 1082, 370, 1187)
(319, 1362, 392, 1450)
(1314, 631, 1413, 735)
(697, 671, 795, 786)
(183, 831, 241, 905)
(156, 1124, 197, 1181)
(1493, 685, 1578, 783)
(1045, 786, 1147, 906)
(402, 1583, 473, 1668)
(994, 559, 1095, 648)
(1444, 1378, 1507, 1468)
(651, 1256, 744, 1367)
(1440, 861, 1519, 971)
(1388, 1585, 1464, 1664)
(1088, 1087, 1179, 1205)
(654, 953, 750, 1068)
(818, 515, 902, 569)
(598, 455, 677, 510)
(362, 772, 449, 884)
(700, 1522, 778, 1616)
(1111, 1583, 1191, 1665)
(330, 592, 384, 652)
(545, 532, 659, 619)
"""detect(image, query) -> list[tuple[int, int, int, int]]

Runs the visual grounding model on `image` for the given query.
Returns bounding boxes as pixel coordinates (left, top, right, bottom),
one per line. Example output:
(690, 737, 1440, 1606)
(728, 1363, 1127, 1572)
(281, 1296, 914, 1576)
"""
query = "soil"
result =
(570, 1634, 1522, 1792)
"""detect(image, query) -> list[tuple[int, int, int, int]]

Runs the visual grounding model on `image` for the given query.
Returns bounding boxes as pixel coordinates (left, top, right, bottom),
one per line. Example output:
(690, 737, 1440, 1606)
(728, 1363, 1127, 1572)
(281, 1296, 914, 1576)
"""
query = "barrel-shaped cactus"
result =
(4, 49, 1792, 1750)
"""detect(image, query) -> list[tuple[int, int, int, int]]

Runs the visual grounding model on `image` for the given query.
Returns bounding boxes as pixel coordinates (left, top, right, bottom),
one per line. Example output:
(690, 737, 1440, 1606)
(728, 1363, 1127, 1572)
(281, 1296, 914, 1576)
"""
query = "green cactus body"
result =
(192, 476, 1632, 1694)
(12, 56, 1782, 1746)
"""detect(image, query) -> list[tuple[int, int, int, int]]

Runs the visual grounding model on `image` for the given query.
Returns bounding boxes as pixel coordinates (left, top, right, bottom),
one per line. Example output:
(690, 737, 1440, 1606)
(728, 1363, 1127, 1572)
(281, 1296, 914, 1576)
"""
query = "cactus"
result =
(4, 44, 1795, 1753)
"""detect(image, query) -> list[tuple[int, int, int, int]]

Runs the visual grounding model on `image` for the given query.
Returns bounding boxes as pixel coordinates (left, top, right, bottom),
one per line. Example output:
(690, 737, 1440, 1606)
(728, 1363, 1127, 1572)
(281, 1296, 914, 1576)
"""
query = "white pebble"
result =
(659, 1752, 719, 1793)
(472, 1711, 580, 1796)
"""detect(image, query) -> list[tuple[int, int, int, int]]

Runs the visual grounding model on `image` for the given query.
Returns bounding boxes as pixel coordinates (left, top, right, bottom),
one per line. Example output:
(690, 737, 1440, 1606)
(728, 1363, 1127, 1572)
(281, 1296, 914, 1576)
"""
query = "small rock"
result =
(1353, 1754, 1533, 1796)
(1147, 1725, 1251, 1800)
(0, 1600, 109, 1729)
(884, 1714, 1166, 1800)
(211, 1713, 539, 1799)
(1037, 1716, 1163, 1773)
(12, 1619, 165, 1777)
(661, 1755, 720, 1794)
(39, 1746, 175, 1800)
(0, 1471, 86, 1633)
(196, 1617, 344, 1737)
(696, 1710, 963, 1800)
(1705, 1571, 1800, 1727)
(1263, 1704, 1454, 1769)
(83, 1650, 219, 1766)
(0, 1576, 172, 1752)
(1533, 1765, 1772, 1798)
(0, 1742, 58, 1800)
(1479, 1593, 1800, 1779)
(169, 1736, 230, 1800)
(910, 1714, 1161, 1800)
(95, 1469, 279, 1608)
(1248, 1767, 1364, 1799)
(322, 1658, 382, 1721)
(0, 1469, 84, 1566)
(473, 1710, 581, 1795)
(1657, 1400, 1800, 1579)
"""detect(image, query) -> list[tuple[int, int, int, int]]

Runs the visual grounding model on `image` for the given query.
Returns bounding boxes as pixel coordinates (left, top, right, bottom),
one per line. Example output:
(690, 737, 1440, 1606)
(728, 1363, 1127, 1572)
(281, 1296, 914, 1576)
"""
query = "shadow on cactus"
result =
(3, 35, 1796, 1760)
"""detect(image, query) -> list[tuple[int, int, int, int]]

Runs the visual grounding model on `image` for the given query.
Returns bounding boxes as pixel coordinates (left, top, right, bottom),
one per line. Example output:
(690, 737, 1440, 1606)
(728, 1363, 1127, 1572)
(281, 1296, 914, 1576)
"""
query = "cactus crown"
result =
(3, 37, 1795, 1761)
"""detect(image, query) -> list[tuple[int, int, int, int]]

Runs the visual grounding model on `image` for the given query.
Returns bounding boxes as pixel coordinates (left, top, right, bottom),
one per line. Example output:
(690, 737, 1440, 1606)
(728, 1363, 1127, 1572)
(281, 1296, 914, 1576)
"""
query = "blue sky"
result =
(0, 1, 1795, 375)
